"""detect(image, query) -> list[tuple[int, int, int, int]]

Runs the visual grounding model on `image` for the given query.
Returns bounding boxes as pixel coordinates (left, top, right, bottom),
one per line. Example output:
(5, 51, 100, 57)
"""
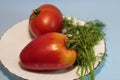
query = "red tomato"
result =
(29, 4, 63, 37)
(20, 32, 76, 70)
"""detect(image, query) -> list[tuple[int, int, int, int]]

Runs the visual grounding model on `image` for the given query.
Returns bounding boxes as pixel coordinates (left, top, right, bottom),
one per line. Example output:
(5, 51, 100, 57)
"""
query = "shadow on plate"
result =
(19, 62, 76, 74)
(95, 54, 107, 76)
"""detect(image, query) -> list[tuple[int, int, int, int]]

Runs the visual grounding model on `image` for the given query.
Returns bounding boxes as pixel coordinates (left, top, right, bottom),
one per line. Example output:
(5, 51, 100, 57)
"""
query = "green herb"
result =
(62, 17, 105, 80)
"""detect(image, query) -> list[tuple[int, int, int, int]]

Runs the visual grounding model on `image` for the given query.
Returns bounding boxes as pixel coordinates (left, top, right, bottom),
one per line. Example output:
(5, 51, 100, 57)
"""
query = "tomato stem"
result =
(33, 9, 40, 15)
(30, 9, 40, 19)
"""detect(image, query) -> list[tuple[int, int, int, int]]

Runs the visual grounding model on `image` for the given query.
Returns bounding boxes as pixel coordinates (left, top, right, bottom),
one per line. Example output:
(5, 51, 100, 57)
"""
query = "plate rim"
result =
(0, 17, 106, 80)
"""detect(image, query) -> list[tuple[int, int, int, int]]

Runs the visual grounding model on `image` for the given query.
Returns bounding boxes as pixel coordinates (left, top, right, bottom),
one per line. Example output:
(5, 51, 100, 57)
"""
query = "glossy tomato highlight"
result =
(29, 4, 63, 37)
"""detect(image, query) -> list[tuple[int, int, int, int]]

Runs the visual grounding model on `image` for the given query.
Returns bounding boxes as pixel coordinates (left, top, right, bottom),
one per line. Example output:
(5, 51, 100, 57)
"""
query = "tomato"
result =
(19, 32, 76, 70)
(29, 4, 63, 37)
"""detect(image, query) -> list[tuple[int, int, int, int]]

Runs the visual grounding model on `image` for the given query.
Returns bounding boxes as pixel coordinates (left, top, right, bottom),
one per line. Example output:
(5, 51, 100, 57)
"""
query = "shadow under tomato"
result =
(19, 62, 76, 74)
(28, 28, 35, 39)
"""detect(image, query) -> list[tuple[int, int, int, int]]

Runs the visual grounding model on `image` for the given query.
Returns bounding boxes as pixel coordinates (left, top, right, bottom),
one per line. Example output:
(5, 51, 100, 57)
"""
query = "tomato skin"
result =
(20, 32, 76, 70)
(29, 4, 63, 37)
(39, 4, 62, 14)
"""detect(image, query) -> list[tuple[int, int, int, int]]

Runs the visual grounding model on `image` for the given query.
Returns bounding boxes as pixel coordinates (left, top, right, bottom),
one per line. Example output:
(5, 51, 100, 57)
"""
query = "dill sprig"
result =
(62, 17, 105, 80)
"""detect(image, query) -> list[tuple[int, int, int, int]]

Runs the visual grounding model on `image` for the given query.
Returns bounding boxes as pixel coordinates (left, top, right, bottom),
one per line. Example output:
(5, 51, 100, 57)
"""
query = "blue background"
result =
(0, 0, 120, 80)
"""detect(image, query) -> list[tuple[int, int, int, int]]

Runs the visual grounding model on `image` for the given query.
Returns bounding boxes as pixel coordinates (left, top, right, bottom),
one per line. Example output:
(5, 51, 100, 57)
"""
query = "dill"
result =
(62, 17, 105, 80)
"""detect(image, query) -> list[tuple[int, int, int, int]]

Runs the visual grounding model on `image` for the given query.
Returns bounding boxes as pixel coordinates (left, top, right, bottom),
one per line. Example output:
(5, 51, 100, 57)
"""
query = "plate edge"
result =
(0, 60, 28, 80)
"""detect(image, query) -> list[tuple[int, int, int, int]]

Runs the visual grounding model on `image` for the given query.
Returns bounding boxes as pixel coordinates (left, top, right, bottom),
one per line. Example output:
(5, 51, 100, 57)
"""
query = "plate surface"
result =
(0, 17, 106, 80)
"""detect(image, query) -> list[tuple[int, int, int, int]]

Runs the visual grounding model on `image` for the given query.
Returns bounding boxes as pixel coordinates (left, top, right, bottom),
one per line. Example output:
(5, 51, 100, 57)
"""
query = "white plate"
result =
(0, 17, 106, 80)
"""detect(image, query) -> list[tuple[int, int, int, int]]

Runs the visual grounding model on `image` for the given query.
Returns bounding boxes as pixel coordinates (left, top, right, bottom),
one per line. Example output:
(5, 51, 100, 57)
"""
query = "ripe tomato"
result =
(20, 32, 76, 70)
(29, 4, 63, 37)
